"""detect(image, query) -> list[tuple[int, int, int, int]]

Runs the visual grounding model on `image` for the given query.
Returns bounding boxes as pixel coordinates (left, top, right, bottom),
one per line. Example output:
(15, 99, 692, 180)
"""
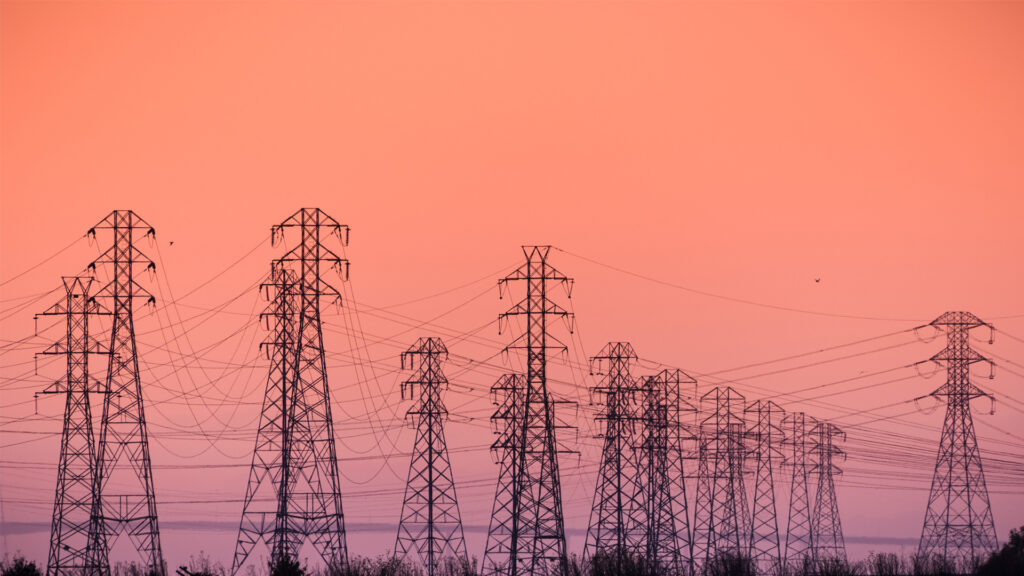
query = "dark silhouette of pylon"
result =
(483, 374, 525, 576)
(585, 342, 645, 569)
(394, 338, 468, 574)
(809, 422, 846, 567)
(745, 400, 784, 575)
(483, 246, 574, 576)
(782, 412, 815, 573)
(639, 369, 697, 576)
(84, 211, 163, 576)
(692, 387, 747, 571)
(37, 277, 107, 576)
(917, 312, 998, 570)
(233, 209, 350, 574)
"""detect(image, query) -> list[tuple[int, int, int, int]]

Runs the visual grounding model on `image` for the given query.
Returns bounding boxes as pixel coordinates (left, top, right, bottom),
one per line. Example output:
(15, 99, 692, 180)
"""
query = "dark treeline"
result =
(4, 523, 1022, 576)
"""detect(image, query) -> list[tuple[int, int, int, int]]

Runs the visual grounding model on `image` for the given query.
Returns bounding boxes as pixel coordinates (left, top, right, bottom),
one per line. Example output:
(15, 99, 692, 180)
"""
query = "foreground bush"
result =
(0, 556, 41, 576)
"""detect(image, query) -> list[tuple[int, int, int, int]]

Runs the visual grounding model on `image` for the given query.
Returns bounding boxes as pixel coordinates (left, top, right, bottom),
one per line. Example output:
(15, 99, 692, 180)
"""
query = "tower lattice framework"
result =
(233, 208, 350, 574)
(809, 422, 846, 568)
(745, 400, 784, 575)
(783, 412, 815, 574)
(917, 311, 998, 570)
(584, 342, 645, 568)
(394, 338, 468, 575)
(85, 210, 163, 576)
(483, 246, 574, 576)
(693, 387, 747, 571)
(38, 277, 107, 576)
(639, 369, 697, 576)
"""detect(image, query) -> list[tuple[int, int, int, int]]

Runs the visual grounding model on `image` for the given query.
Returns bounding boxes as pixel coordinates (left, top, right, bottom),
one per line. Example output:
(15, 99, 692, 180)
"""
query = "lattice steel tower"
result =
(585, 342, 644, 569)
(745, 400, 784, 575)
(810, 422, 846, 567)
(394, 338, 468, 575)
(692, 387, 747, 570)
(85, 210, 163, 576)
(783, 412, 815, 573)
(233, 209, 350, 574)
(917, 311, 998, 570)
(639, 369, 697, 576)
(483, 246, 573, 576)
(37, 277, 107, 576)
(483, 374, 525, 576)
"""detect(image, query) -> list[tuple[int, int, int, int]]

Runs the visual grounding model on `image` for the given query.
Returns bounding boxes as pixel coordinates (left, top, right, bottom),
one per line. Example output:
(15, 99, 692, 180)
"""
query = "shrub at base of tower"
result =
(976, 525, 1024, 576)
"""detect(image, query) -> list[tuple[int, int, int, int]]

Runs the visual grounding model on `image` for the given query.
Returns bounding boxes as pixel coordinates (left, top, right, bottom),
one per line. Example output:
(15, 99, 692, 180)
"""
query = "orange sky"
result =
(2, 0, 1023, 569)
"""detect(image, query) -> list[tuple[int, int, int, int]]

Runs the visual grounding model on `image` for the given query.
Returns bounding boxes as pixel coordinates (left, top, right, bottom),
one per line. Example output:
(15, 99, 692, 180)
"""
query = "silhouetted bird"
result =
(814, 278, 821, 283)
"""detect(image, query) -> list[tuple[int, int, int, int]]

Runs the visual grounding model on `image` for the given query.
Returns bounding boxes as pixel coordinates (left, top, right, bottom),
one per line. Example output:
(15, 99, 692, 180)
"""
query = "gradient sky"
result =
(2, 0, 1023, 570)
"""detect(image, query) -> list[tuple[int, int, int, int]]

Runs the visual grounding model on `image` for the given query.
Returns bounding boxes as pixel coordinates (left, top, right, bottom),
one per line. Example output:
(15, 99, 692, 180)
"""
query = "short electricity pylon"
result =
(810, 422, 846, 567)
(394, 338, 468, 575)
(585, 342, 645, 569)
(233, 209, 350, 574)
(917, 312, 998, 570)
(483, 374, 525, 576)
(85, 211, 163, 576)
(233, 263, 299, 572)
(37, 277, 107, 576)
(745, 400, 784, 575)
(484, 246, 574, 576)
(692, 387, 747, 571)
(782, 412, 815, 574)
(639, 369, 698, 576)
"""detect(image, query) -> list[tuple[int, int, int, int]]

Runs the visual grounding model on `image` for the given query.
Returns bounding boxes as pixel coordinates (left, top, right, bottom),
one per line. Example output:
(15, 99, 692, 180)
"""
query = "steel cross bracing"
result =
(692, 387, 747, 573)
(745, 400, 785, 576)
(38, 277, 108, 576)
(639, 369, 698, 576)
(394, 338, 468, 575)
(782, 412, 815, 574)
(917, 312, 998, 571)
(810, 422, 846, 568)
(84, 210, 164, 576)
(232, 208, 350, 574)
(584, 342, 645, 570)
(484, 246, 574, 576)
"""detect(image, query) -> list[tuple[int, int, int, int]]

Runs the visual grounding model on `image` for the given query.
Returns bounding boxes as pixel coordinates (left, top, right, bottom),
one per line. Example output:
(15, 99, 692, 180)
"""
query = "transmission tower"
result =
(782, 412, 815, 574)
(233, 209, 350, 574)
(394, 338, 468, 575)
(37, 277, 107, 576)
(917, 312, 998, 570)
(585, 342, 645, 569)
(692, 387, 747, 571)
(809, 422, 846, 568)
(483, 246, 574, 576)
(483, 374, 525, 576)
(84, 210, 163, 576)
(639, 369, 698, 576)
(745, 400, 784, 575)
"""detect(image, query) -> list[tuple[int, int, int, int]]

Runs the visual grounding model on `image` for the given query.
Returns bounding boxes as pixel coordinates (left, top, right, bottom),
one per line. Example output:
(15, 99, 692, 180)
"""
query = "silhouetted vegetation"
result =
(976, 524, 1024, 576)
(0, 556, 42, 576)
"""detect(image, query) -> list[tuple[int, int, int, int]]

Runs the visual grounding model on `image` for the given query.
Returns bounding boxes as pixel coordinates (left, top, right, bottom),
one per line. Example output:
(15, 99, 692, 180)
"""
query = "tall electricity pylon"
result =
(782, 412, 815, 574)
(693, 387, 747, 571)
(37, 277, 107, 576)
(745, 400, 784, 575)
(917, 312, 998, 570)
(639, 369, 697, 576)
(810, 422, 846, 567)
(484, 246, 573, 576)
(585, 342, 644, 569)
(394, 338, 468, 575)
(233, 209, 350, 574)
(85, 210, 163, 576)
